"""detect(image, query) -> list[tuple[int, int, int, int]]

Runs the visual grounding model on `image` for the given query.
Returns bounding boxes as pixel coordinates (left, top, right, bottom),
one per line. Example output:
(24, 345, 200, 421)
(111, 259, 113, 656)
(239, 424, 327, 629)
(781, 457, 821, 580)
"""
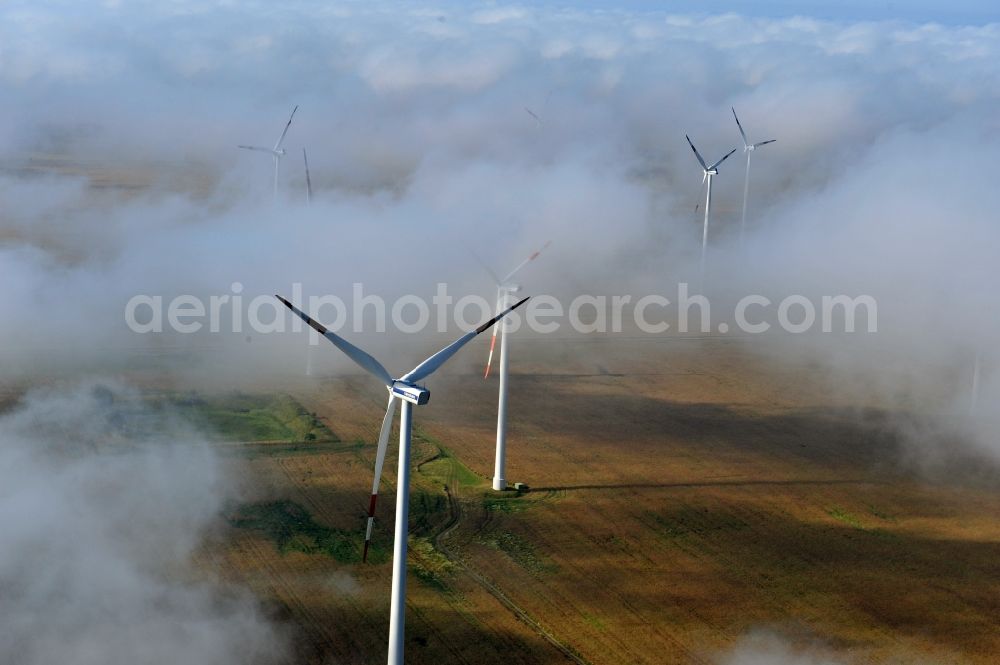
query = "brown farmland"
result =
(181, 337, 1000, 664)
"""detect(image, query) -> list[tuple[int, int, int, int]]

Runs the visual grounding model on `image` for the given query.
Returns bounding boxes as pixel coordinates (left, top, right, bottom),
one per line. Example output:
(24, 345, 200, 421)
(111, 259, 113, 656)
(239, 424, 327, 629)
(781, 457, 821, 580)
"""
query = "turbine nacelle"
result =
(390, 381, 430, 406)
(501, 283, 523, 294)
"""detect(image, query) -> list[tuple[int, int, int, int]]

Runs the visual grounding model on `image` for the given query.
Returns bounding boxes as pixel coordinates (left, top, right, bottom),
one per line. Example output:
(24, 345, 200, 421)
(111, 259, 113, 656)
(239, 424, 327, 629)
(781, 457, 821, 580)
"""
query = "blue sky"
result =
(524, 0, 999, 25)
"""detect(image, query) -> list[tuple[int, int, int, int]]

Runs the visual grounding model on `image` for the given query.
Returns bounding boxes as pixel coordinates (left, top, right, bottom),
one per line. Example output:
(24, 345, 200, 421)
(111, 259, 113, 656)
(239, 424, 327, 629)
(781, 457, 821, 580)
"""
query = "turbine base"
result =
(491, 477, 507, 491)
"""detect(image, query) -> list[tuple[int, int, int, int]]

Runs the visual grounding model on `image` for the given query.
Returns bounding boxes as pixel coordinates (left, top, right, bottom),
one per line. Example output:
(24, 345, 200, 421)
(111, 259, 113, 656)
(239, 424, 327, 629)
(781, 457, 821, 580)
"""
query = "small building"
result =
(513, 482, 529, 492)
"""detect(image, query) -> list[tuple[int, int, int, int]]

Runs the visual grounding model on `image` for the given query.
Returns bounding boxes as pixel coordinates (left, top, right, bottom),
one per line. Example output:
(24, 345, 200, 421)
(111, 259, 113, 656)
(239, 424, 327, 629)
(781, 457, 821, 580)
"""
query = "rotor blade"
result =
(402, 296, 529, 384)
(500, 240, 551, 284)
(238, 145, 273, 153)
(753, 139, 777, 148)
(709, 147, 738, 171)
(275, 295, 393, 387)
(484, 332, 499, 379)
(685, 135, 708, 171)
(524, 106, 542, 125)
(466, 244, 502, 286)
(484, 291, 504, 379)
(303, 148, 313, 203)
(732, 107, 749, 147)
(273, 105, 298, 151)
(363, 396, 397, 563)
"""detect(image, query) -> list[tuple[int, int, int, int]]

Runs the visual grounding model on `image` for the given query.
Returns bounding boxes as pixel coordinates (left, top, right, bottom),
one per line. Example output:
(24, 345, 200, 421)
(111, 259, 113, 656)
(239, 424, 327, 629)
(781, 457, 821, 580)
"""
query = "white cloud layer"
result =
(0, 381, 287, 665)
(1, 3, 999, 462)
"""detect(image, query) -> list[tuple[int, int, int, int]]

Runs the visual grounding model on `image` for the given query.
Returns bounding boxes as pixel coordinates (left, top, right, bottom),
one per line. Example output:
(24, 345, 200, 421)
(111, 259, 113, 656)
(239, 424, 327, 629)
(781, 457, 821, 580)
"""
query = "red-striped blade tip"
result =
(484, 336, 498, 378)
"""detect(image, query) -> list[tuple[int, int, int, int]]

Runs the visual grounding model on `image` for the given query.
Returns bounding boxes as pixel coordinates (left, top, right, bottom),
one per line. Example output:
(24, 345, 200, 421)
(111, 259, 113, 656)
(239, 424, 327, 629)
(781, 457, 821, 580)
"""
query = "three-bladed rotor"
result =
(238, 105, 299, 157)
(237, 105, 299, 198)
(276, 293, 529, 560)
(686, 134, 737, 181)
(732, 107, 776, 152)
(478, 241, 550, 377)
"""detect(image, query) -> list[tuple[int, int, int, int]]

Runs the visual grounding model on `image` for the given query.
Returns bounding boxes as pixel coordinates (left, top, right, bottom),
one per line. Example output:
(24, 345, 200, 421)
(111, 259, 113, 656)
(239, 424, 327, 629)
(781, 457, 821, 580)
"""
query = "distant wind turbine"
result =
(685, 134, 737, 279)
(238, 105, 298, 201)
(481, 241, 550, 491)
(275, 293, 528, 665)
(732, 107, 776, 245)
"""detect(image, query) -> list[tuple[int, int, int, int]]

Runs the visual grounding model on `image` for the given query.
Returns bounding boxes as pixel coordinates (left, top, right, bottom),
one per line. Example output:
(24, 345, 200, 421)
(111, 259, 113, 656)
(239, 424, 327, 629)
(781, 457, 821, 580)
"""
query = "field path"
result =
(431, 460, 591, 665)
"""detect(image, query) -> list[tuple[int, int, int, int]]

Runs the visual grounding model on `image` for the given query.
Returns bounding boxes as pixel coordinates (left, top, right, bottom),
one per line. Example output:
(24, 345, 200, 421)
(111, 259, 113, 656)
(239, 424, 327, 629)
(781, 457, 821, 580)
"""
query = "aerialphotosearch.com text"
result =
(124, 282, 878, 339)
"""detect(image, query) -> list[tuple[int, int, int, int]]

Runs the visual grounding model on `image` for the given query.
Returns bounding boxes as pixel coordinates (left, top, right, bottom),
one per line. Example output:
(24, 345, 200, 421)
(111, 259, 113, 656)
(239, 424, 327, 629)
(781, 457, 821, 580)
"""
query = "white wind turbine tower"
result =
(238, 105, 298, 200)
(686, 134, 736, 279)
(732, 107, 776, 245)
(482, 241, 550, 491)
(276, 293, 528, 665)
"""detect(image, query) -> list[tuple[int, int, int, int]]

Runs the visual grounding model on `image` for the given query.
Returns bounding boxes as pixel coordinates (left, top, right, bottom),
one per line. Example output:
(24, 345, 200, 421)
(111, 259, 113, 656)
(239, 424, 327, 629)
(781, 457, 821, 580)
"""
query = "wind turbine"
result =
(238, 105, 298, 200)
(685, 134, 736, 280)
(732, 107, 776, 245)
(482, 242, 550, 491)
(275, 293, 528, 665)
